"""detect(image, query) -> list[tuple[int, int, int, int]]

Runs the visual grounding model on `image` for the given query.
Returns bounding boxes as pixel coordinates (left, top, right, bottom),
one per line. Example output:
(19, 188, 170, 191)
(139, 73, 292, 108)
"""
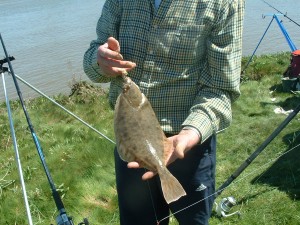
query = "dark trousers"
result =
(114, 135, 216, 225)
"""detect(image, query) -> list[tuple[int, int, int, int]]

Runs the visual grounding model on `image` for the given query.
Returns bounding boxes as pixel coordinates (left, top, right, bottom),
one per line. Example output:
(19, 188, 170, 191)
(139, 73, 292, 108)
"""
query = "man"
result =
(83, 0, 244, 224)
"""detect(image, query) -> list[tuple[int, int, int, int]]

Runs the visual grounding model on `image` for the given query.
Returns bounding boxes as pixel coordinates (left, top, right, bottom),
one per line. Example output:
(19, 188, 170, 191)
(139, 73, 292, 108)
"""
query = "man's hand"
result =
(127, 129, 201, 180)
(97, 37, 136, 77)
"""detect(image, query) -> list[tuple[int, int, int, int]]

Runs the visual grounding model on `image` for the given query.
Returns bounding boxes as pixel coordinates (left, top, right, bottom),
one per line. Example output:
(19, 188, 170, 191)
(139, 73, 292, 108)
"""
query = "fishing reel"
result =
(52, 216, 89, 225)
(0, 56, 15, 65)
(215, 196, 241, 218)
(0, 56, 14, 73)
(51, 209, 89, 225)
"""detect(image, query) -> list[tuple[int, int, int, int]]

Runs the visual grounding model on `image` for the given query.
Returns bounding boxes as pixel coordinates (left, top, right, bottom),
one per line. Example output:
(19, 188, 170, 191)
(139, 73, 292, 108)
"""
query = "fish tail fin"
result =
(160, 169, 186, 204)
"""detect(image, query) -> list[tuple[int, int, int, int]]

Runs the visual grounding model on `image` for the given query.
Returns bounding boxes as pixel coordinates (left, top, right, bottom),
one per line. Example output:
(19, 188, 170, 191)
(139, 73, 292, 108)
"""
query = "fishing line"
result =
(146, 177, 159, 224)
(1, 61, 33, 225)
(157, 142, 300, 224)
(7, 70, 115, 145)
(262, 0, 300, 28)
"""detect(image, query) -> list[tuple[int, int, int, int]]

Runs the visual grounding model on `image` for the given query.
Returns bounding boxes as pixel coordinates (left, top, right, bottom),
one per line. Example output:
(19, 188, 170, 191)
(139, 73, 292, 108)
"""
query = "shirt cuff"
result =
(182, 112, 214, 144)
(182, 126, 201, 138)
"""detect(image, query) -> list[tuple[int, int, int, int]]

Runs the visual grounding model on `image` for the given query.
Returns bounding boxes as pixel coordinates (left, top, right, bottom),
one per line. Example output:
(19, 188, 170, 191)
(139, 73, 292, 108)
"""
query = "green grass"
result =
(0, 52, 299, 224)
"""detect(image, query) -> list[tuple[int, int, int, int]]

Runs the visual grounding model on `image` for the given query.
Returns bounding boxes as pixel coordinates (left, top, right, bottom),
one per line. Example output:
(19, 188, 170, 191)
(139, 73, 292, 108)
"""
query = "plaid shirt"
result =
(83, 0, 244, 143)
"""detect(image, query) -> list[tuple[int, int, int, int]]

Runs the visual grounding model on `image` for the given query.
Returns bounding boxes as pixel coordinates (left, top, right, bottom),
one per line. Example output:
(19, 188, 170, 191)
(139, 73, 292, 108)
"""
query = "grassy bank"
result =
(0, 52, 299, 224)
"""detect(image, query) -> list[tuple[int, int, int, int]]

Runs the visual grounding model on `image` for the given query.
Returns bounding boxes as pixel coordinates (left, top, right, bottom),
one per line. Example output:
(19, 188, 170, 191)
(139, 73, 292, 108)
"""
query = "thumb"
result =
(174, 141, 187, 159)
(107, 37, 121, 53)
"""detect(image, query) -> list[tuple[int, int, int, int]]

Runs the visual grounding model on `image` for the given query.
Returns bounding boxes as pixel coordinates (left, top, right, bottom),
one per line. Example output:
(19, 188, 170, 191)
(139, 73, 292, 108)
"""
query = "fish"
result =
(114, 74, 186, 204)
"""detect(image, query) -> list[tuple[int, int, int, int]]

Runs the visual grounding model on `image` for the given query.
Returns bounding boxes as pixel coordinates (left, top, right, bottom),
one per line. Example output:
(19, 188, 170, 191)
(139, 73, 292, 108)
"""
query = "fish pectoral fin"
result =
(159, 169, 186, 204)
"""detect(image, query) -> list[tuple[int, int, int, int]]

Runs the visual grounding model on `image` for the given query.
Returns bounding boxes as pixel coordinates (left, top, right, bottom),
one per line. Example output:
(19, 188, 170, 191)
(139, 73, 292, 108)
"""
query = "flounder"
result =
(114, 74, 186, 204)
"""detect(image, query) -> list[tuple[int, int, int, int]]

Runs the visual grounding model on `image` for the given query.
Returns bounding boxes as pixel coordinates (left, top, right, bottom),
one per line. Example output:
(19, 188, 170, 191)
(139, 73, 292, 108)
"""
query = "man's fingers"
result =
(142, 171, 156, 180)
(127, 162, 156, 180)
(127, 162, 140, 168)
(97, 37, 136, 78)
(107, 37, 121, 53)
(98, 44, 123, 60)
(101, 57, 136, 69)
(98, 61, 136, 77)
(97, 40, 136, 70)
(98, 64, 136, 78)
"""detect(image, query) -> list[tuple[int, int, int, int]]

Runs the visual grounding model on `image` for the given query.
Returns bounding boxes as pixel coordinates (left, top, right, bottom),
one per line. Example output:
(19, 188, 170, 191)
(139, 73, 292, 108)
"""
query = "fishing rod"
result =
(156, 142, 300, 224)
(1, 57, 33, 225)
(6, 70, 115, 145)
(214, 102, 300, 217)
(262, 0, 300, 28)
(0, 34, 89, 225)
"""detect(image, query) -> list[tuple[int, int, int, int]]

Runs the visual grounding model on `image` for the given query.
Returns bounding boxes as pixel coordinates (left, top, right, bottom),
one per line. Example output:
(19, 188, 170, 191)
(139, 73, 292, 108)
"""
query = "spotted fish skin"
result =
(114, 75, 186, 204)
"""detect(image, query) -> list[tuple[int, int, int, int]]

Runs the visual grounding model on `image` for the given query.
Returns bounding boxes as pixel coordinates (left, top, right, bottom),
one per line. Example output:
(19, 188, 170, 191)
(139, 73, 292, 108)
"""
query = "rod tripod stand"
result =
(0, 34, 89, 225)
(1, 57, 34, 225)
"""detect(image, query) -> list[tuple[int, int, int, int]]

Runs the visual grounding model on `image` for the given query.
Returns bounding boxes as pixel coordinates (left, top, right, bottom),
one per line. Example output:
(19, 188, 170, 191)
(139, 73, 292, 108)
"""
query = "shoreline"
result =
(0, 51, 293, 103)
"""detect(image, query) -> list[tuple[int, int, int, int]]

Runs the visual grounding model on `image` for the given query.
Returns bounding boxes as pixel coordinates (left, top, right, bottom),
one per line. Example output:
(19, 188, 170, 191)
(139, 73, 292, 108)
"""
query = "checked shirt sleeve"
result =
(182, 0, 245, 143)
(83, 0, 121, 83)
